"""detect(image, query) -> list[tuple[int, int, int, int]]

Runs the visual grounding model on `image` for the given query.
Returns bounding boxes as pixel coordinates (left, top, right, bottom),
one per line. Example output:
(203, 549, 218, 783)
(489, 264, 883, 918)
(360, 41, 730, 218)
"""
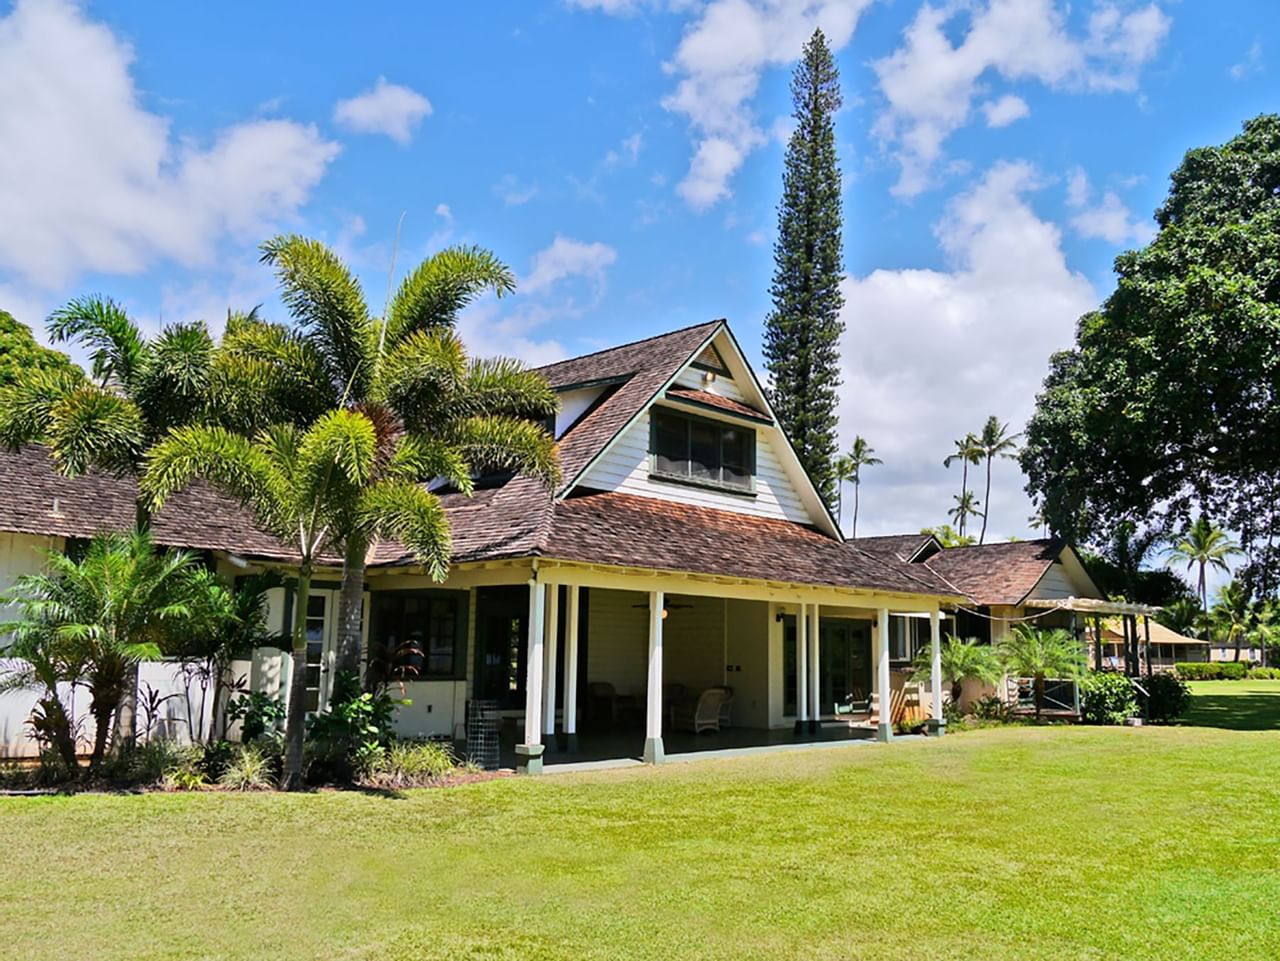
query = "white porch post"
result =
(542, 586, 559, 738)
(808, 603, 822, 728)
(517, 578, 546, 773)
(876, 607, 892, 742)
(643, 590, 665, 764)
(795, 604, 809, 732)
(928, 607, 945, 735)
(563, 585, 580, 750)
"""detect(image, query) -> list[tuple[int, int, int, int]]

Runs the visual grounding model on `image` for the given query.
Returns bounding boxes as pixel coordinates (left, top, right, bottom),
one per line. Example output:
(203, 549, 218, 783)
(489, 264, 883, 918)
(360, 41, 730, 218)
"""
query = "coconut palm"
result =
(947, 490, 983, 539)
(976, 416, 1019, 544)
(910, 635, 1002, 706)
(1163, 517, 1243, 617)
(0, 530, 220, 769)
(833, 436, 881, 537)
(943, 433, 983, 537)
(999, 625, 1087, 721)
(258, 235, 560, 681)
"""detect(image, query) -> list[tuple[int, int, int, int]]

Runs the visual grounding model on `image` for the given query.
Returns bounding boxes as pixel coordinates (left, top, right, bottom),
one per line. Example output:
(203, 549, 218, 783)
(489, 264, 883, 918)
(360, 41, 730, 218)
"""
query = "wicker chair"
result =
(672, 687, 726, 734)
(717, 685, 735, 728)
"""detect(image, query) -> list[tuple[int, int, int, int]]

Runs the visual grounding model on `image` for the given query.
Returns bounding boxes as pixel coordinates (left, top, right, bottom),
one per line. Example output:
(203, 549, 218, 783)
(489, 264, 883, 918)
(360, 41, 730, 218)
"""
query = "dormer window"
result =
(650, 408, 755, 493)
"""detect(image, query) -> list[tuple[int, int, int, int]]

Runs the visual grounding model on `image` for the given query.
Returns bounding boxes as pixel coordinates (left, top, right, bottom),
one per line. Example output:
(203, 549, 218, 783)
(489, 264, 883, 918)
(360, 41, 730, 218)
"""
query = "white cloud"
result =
(981, 94, 1030, 128)
(521, 236, 618, 295)
(604, 132, 644, 167)
(0, 0, 339, 290)
(837, 161, 1097, 539)
(332, 77, 432, 145)
(564, 0, 643, 13)
(1064, 166, 1153, 245)
(873, 0, 1171, 197)
(1229, 40, 1264, 80)
(492, 174, 540, 206)
(661, 0, 874, 210)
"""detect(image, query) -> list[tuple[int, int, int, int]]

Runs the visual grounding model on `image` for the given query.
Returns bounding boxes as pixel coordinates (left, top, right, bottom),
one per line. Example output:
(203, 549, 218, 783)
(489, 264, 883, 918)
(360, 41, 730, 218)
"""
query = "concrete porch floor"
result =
(493, 723, 881, 773)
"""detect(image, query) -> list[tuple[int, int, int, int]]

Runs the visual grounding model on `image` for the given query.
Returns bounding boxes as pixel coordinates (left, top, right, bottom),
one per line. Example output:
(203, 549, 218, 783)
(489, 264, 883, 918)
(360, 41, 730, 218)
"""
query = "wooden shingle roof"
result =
(922, 539, 1064, 606)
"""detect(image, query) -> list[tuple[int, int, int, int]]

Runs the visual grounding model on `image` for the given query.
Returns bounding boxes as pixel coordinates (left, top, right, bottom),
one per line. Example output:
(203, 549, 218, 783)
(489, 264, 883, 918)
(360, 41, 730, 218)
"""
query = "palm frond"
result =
(444, 415, 560, 489)
(131, 321, 217, 436)
(391, 435, 473, 494)
(297, 409, 378, 495)
(217, 312, 338, 426)
(383, 246, 516, 346)
(47, 295, 147, 390)
(358, 479, 451, 581)
(0, 367, 85, 449)
(46, 386, 147, 475)
(374, 328, 467, 427)
(454, 356, 559, 420)
(260, 234, 376, 401)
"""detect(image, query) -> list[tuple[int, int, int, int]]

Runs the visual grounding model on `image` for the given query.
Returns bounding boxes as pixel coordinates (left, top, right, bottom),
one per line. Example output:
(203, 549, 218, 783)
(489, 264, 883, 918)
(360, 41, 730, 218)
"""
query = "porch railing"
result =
(1009, 677, 1080, 714)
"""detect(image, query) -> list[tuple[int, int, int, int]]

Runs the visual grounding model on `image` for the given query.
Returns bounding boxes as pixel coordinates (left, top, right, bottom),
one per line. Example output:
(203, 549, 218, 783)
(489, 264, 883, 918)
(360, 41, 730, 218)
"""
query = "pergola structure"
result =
(1023, 596, 1164, 678)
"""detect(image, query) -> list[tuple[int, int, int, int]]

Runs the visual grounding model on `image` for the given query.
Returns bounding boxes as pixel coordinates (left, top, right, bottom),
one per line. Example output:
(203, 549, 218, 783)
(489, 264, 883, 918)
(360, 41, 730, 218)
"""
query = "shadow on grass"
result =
(1182, 693, 1280, 731)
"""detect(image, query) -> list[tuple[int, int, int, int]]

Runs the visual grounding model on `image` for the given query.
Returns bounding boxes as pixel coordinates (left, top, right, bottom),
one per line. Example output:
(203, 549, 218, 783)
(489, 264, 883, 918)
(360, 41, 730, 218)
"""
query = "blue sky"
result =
(0, 0, 1276, 551)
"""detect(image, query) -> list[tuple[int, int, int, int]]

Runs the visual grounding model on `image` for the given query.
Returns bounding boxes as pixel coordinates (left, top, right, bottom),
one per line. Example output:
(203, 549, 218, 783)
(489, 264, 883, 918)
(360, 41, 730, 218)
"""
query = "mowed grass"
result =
(1183, 679, 1280, 730)
(3, 722, 1279, 961)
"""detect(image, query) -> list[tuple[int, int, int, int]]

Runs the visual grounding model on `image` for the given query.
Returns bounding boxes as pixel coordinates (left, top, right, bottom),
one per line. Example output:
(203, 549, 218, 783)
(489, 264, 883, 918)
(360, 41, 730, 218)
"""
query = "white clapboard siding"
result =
(579, 411, 813, 524)
(663, 596, 726, 693)
(672, 367, 749, 404)
(1028, 562, 1076, 600)
(586, 589, 649, 697)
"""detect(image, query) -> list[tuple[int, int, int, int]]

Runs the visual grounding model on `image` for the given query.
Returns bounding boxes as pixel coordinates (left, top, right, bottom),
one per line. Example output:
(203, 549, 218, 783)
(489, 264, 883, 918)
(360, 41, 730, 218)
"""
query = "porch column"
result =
(927, 608, 945, 735)
(875, 607, 892, 742)
(643, 591, 665, 764)
(563, 585, 580, 750)
(794, 604, 809, 732)
(808, 603, 821, 729)
(542, 585, 560, 738)
(517, 579, 546, 774)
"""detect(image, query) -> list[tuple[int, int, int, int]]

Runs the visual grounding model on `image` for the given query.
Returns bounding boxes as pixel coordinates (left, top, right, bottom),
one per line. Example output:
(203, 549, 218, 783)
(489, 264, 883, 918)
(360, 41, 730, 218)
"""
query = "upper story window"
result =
(650, 408, 755, 493)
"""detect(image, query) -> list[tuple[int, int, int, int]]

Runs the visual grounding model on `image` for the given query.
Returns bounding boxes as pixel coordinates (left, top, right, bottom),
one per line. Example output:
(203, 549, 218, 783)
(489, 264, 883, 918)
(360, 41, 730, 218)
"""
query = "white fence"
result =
(0, 657, 255, 758)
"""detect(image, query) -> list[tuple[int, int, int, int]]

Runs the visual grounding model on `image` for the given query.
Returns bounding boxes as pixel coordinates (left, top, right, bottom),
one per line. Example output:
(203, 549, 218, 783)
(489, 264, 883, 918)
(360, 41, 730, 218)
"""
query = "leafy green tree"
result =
(763, 28, 845, 508)
(1022, 115, 1280, 586)
(977, 416, 1019, 544)
(0, 531, 221, 769)
(920, 523, 975, 548)
(833, 435, 881, 537)
(910, 635, 1002, 706)
(0, 310, 84, 389)
(1208, 580, 1274, 663)
(1157, 596, 1204, 639)
(999, 625, 1087, 721)
(1163, 516, 1243, 616)
(944, 433, 983, 537)
(258, 235, 559, 682)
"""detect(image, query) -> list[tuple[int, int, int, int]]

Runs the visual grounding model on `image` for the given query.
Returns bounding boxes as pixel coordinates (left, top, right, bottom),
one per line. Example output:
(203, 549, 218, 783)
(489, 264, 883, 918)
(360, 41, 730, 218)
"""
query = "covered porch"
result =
(506, 560, 950, 773)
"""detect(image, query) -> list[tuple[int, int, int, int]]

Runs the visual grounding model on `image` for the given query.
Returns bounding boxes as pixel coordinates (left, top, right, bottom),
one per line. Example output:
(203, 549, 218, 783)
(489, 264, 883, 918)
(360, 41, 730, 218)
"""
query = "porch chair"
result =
(587, 681, 640, 728)
(672, 687, 726, 734)
(717, 685, 734, 728)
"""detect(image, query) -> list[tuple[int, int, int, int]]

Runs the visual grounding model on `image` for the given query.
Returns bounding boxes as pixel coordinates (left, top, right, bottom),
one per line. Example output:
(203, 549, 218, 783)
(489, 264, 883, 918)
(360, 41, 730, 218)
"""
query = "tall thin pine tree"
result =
(764, 29, 845, 509)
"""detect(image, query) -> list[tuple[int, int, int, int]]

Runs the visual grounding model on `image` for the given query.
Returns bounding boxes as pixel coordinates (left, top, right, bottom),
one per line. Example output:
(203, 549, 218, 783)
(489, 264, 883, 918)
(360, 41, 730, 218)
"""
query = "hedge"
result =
(1175, 662, 1247, 680)
(1079, 672, 1138, 725)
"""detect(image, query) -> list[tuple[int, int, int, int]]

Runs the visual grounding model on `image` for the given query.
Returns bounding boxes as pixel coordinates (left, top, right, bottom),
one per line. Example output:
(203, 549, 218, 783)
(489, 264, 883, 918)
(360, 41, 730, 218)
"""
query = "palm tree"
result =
(920, 524, 975, 548)
(910, 635, 1002, 706)
(976, 416, 1019, 544)
(258, 236, 560, 681)
(948, 490, 983, 539)
(1163, 517, 1243, 618)
(943, 433, 983, 537)
(1158, 596, 1204, 639)
(998, 625, 1087, 721)
(833, 436, 881, 537)
(0, 531, 217, 769)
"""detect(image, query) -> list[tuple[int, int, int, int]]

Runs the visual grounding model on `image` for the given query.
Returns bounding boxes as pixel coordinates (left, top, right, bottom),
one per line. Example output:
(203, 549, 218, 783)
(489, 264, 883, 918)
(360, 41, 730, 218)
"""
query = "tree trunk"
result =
(959, 463, 969, 536)
(113, 663, 140, 748)
(336, 535, 368, 686)
(40, 694, 79, 769)
(852, 482, 860, 539)
(282, 568, 313, 791)
(979, 457, 992, 544)
(208, 664, 225, 744)
(89, 701, 113, 770)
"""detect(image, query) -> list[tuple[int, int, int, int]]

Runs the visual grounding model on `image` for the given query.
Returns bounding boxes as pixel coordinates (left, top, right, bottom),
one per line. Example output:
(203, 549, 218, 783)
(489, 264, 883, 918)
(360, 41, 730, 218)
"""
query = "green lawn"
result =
(1183, 679, 1280, 730)
(2, 722, 1279, 961)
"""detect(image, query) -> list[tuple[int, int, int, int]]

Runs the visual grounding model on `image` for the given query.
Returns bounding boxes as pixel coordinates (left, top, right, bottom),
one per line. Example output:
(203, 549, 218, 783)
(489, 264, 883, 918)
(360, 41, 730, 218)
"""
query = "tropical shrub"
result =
(1176, 662, 1246, 680)
(360, 740, 464, 789)
(226, 691, 286, 742)
(969, 695, 1015, 722)
(1141, 673, 1191, 723)
(999, 626, 1087, 720)
(306, 672, 404, 784)
(218, 744, 275, 790)
(1079, 672, 1138, 725)
(1246, 666, 1280, 680)
(910, 635, 1002, 705)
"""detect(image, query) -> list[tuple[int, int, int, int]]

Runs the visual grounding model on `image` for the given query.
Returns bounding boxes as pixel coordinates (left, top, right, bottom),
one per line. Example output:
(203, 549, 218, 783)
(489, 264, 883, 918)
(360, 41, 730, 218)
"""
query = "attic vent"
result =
(50, 497, 63, 517)
(691, 343, 731, 378)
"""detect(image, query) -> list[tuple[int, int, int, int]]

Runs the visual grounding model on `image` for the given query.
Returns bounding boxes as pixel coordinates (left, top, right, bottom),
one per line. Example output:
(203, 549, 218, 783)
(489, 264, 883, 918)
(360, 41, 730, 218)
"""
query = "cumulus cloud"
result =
(492, 174, 540, 206)
(873, 0, 1170, 197)
(1228, 39, 1263, 80)
(0, 0, 339, 290)
(660, 0, 873, 210)
(459, 235, 620, 366)
(837, 161, 1097, 538)
(332, 77, 432, 144)
(1064, 165, 1153, 245)
(981, 94, 1030, 128)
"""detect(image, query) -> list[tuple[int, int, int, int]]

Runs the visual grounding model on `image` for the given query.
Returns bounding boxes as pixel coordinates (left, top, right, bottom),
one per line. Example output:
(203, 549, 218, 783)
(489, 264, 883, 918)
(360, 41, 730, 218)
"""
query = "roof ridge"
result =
(535, 319, 723, 373)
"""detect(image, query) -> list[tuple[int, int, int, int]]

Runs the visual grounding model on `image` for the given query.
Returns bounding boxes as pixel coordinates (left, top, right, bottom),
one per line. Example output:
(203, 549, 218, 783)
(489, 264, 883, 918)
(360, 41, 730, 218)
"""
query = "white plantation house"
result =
(0, 320, 1145, 769)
